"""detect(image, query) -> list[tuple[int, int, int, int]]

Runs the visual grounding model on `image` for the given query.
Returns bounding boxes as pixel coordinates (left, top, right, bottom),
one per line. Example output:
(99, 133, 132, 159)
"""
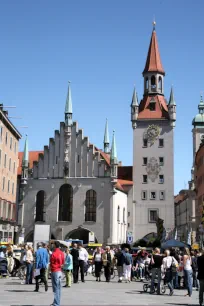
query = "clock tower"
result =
(130, 23, 176, 240)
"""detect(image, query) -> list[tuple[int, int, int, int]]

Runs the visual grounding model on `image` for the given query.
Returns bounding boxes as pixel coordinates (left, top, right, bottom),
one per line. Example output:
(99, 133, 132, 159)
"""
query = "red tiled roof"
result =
(97, 148, 110, 165)
(118, 166, 132, 181)
(143, 30, 165, 75)
(174, 193, 189, 205)
(138, 95, 169, 120)
(18, 151, 43, 175)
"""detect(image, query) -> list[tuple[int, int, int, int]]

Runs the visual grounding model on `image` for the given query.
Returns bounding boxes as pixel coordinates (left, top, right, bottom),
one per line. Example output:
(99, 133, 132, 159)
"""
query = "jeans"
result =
(151, 268, 161, 294)
(51, 271, 62, 306)
(138, 266, 144, 278)
(173, 272, 179, 289)
(117, 266, 123, 280)
(199, 279, 204, 305)
(65, 270, 72, 287)
(79, 260, 85, 281)
(184, 269, 193, 296)
(26, 262, 33, 284)
(166, 269, 174, 292)
(35, 268, 47, 291)
(193, 270, 198, 288)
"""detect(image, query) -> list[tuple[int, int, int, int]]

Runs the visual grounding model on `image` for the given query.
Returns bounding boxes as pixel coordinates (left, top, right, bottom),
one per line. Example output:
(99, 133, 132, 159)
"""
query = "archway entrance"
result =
(65, 227, 98, 244)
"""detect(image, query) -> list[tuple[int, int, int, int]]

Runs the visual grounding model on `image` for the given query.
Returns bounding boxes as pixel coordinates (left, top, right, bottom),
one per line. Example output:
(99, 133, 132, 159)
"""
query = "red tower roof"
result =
(143, 30, 165, 75)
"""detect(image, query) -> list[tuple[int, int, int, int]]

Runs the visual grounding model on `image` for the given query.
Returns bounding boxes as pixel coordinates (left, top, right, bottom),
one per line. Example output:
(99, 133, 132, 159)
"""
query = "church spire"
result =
(168, 86, 176, 127)
(198, 94, 204, 114)
(103, 118, 110, 153)
(169, 86, 176, 106)
(143, 22, 165, 75)
(65, 81, 73, 126)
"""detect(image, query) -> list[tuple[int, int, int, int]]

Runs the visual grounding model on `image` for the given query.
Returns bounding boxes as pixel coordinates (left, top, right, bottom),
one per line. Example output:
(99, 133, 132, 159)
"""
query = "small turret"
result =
(131, 87, 139, 129)
(168, 86, 176, 127)
(65, 81, 73, 127)
(103, 118, 110, 153)
(110, 131, 118, 179)
(21, 135, 29, 185)
(64, 82, 73, 177)
(192, 95, 204, 127)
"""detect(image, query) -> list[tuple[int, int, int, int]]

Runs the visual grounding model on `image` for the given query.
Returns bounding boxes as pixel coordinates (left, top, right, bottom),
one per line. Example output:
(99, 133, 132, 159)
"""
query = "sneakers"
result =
(169, 290, 174, 296)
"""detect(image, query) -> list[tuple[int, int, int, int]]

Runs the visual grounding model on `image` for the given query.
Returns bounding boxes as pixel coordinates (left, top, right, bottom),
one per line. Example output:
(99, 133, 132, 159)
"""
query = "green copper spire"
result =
(104, 118, 110, 153)
(131, 86, 138, 106)
(198, 94, 204, 114)
(192, 94, 204, 126)
(169, 86, 176, 106)
(22, 135, 28, 168)
(110, 130, 117, 164)
(65, 82, 73, 126)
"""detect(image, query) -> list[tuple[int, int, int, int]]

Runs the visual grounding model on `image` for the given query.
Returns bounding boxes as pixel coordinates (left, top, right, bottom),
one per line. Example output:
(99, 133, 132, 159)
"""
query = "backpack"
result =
(171, 256, 178, 273)
(124, 254, 131, 265)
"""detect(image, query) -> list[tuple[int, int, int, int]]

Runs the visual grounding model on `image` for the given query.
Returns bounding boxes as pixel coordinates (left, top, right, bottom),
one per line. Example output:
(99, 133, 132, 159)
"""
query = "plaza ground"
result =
(0, 275, 200, 306)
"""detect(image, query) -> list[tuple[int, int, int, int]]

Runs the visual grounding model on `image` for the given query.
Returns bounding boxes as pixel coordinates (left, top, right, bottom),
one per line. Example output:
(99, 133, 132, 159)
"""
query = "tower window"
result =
(149, 102, 156, 111)
(141, 190, 147, 200)
(160, 191, 165, 200)
(143, 175, 148, 184)
(151, 76, 156, 90)
(150, 191, 156, 200)
(159, 175, 164, 184)
(158, 76, 162, 91)
(143, 139, 148, 147)
(149, 209, 158, 223)
(159, 139, 164, 147)
(159, 157, 164, 166)
(143, 157, 148, 165)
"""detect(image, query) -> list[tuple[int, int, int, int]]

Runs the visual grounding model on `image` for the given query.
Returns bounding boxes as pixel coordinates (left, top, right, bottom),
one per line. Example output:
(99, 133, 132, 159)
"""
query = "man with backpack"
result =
(123, 248, 133, 283)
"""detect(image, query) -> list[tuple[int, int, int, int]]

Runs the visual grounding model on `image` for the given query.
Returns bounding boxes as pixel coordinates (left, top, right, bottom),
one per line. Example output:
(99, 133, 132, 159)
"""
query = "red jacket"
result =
(50, 248, 65, 272)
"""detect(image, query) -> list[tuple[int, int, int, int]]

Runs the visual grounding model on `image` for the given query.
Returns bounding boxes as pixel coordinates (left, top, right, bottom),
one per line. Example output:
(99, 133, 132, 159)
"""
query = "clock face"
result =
(146, 125, 160, 145)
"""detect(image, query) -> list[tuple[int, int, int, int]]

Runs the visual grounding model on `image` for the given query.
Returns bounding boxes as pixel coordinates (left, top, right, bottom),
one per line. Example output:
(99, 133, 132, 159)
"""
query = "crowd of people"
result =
(1, 242, 204, 306)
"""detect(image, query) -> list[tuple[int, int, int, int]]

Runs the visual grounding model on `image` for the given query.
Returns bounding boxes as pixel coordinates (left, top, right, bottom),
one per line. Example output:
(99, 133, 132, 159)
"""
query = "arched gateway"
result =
(65, 227, 98, 244)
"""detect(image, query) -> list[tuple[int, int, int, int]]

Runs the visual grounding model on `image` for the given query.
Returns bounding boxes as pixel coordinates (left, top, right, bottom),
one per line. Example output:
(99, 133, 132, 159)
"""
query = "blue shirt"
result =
(63, 254, 73, 271)
(35, 247, 49, 269)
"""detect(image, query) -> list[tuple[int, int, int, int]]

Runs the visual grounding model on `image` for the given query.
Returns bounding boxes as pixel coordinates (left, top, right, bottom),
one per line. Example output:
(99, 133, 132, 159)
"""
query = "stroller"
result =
(143, 271, 166, 294)
(0, 258, 8, 278)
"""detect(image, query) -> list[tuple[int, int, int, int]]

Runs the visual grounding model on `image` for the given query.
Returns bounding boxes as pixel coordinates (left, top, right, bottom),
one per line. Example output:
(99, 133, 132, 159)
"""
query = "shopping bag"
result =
(34, 269, 40, 278)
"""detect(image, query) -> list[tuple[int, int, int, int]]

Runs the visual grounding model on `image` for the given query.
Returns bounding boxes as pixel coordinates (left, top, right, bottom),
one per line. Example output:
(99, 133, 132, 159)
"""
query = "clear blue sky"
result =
(0, 0, 203, 194)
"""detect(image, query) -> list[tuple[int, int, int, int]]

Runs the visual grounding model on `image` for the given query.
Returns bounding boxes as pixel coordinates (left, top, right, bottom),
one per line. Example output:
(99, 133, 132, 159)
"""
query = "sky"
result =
(0, 0, 203, 194)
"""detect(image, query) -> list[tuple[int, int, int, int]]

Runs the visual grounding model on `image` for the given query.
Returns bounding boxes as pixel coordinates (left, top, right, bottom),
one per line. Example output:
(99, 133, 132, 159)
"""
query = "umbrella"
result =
(161, 239, 189, 249)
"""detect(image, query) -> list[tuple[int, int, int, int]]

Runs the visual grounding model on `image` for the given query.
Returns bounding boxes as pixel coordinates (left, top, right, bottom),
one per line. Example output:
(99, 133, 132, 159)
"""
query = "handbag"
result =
(171, 257, 178, 273)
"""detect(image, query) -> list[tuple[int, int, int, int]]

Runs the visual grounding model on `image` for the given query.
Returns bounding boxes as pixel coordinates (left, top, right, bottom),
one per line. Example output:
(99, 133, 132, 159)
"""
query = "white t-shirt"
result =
(163, 256, 178, 269)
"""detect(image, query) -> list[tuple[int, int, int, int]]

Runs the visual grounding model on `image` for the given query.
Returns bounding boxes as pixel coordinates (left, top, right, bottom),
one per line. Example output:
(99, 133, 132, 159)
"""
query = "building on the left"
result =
(0, 104, 21, 243)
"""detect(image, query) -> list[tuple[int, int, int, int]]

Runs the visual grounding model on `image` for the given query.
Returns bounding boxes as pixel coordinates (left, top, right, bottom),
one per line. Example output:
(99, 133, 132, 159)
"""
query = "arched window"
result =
(85, 190, 96, 222)
(145, 78, 148, 90)
(58, 184, 73, 221)
(36, 190, 45, 222)
(151, 75, 156, 89)
(117, 206, 120, 222)
(123, 208, 125, 223)
(158, 76, 162, 91)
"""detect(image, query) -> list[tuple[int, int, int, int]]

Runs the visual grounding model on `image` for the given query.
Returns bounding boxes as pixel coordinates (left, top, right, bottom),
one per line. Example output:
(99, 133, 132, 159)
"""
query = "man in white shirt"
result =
(162, 249, 178, 296)
(78, 244, 88, 283)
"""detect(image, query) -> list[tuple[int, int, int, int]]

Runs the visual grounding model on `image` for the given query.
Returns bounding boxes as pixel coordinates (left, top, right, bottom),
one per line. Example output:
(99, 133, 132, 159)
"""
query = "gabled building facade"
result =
(17, 85, 131, 245)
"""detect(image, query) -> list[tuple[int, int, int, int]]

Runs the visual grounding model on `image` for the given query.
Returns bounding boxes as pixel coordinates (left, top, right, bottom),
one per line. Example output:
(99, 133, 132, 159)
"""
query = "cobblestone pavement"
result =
(0, 275, 200, 306)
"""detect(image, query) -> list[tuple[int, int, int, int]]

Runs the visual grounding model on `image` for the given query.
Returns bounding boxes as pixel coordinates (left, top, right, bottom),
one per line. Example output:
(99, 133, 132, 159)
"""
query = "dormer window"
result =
(158, 76, 162, 92)
(149, 100, 156, 111)
(145, 78, 149, 90)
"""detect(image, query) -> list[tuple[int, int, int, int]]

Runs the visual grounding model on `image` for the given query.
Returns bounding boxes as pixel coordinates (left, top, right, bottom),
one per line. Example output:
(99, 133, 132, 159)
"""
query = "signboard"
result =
(88, 232, 95, 243)
(127, 231, 133, 244)
(34, 224, 50, 251)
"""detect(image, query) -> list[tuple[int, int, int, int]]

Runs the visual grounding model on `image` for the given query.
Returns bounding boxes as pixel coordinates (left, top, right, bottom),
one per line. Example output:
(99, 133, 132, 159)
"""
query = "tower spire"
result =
(21, 135, 29, 184)
(169, 86, 176, 106)
(143, 26, 165, 75)
(168, 86, 176, 127)
(103, 118, 110, 153)
(110, 130, 118, 179)
(65, 81, 73, 126)
(22, 135, 28, 168)
(131, 86, 139, 129)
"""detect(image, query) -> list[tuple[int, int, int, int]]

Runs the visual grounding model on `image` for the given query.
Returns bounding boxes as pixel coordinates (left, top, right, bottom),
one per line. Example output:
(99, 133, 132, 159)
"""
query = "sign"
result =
(88, 232, 95, 243)
(127, 231, 133, 244)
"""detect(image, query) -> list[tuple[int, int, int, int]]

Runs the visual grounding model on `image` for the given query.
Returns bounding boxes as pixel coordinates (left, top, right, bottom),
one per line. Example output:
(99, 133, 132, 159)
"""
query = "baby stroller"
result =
(0, 258, 8, 278)
(143, 272, 166, 294)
